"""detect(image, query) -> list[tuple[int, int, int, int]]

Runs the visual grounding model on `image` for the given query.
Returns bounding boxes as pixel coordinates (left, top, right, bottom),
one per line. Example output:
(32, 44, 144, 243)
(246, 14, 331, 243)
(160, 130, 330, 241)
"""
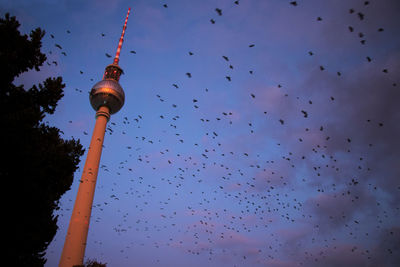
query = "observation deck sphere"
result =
(90, 79, 125, 114)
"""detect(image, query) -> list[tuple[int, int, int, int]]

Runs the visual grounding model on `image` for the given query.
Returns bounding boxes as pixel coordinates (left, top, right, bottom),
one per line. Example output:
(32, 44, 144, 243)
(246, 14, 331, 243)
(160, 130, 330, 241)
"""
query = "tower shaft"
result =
(59, 106, 110, 267)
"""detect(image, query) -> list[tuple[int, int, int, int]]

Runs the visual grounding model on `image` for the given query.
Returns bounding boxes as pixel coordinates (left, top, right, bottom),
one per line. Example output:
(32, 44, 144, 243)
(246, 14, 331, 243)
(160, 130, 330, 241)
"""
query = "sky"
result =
(1, 0, 400, 266)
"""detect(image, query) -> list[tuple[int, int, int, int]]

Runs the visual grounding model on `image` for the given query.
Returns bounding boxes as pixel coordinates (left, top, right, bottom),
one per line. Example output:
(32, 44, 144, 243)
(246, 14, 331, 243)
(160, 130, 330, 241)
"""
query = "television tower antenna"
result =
(59, 8, 131, 267)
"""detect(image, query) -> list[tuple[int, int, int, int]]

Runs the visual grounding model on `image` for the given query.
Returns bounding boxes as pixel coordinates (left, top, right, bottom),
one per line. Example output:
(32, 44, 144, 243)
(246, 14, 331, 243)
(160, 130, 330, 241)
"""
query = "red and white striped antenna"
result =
(113, 7, 131, 65)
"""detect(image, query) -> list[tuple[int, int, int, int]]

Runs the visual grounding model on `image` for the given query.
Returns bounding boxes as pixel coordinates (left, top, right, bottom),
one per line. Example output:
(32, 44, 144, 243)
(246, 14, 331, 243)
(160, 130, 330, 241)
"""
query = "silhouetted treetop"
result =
(0, 13, 46, 87)
(1, 13, 84, 267)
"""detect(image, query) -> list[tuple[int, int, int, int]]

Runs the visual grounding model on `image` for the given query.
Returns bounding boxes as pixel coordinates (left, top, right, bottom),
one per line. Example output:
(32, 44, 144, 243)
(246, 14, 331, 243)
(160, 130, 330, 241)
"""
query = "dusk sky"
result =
(2, 0, 400, 266)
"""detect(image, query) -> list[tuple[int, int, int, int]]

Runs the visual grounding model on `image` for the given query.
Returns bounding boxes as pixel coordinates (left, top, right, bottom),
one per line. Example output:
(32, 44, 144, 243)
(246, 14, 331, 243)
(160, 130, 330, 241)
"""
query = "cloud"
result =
(300, 243, 369, 267)
(304, 188, 377, 232)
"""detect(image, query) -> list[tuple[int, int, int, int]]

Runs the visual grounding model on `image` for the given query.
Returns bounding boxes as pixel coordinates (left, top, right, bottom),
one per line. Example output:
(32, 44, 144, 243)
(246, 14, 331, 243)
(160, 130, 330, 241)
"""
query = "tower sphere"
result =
(89, 79, 125, 114)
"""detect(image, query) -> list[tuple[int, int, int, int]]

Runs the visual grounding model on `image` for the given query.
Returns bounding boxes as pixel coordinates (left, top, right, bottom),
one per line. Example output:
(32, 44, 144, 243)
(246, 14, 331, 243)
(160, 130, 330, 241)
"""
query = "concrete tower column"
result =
(59, 106, 110, 267)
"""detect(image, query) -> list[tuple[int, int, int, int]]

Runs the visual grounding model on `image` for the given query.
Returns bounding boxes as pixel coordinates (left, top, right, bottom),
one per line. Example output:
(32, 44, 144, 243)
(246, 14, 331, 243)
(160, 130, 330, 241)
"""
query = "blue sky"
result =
(2, 0, 400, 266)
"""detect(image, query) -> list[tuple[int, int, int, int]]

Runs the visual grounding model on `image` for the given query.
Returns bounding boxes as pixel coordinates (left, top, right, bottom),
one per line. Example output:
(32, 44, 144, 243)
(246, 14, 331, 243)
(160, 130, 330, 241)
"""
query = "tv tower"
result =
(59, 8, 131, 267)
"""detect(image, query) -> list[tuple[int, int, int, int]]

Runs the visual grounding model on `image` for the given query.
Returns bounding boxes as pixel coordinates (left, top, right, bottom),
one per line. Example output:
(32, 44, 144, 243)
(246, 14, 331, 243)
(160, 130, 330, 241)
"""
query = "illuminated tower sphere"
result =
(59, 7, 131, 267)
(90, 64, 125, 114)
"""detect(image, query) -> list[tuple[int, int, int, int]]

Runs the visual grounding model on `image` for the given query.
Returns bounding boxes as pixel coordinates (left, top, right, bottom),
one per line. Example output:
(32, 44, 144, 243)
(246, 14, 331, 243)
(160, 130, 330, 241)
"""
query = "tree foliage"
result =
(73, 259, 108, 267)
(0, 13, 84, 266)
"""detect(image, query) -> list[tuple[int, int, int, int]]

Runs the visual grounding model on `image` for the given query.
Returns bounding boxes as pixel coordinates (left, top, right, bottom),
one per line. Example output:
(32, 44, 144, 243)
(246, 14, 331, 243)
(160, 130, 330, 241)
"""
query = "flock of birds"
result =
(40, 1, 399, 266)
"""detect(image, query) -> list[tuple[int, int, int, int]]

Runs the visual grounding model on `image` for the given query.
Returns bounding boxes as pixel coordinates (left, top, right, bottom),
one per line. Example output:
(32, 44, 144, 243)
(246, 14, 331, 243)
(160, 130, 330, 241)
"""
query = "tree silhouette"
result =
(0, 13, 84, 266)
(73, 259, 108, 267)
